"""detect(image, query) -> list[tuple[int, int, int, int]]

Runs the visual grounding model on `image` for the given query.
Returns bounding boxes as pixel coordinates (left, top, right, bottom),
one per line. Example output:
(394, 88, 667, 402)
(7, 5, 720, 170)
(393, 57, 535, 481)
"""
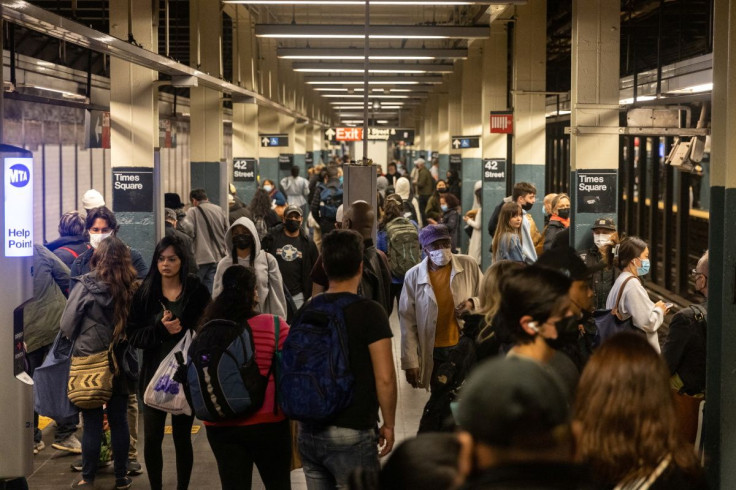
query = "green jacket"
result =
(416, 166, 434, 197)
(24, 244, 69, 353)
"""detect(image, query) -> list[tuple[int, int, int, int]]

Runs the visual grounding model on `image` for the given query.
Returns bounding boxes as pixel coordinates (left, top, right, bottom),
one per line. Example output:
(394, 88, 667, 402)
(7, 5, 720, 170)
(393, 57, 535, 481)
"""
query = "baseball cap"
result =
(537, 246, 605, 281)
(284, 205, 303, 218)
(418, 224, 451, 248)
(592, 217, 616, 231)
(455, 357, 569, 448)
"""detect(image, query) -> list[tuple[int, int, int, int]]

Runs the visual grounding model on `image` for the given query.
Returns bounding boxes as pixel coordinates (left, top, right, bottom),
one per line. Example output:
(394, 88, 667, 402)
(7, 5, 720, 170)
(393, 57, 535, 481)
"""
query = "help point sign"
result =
(4, 157, 33, 257)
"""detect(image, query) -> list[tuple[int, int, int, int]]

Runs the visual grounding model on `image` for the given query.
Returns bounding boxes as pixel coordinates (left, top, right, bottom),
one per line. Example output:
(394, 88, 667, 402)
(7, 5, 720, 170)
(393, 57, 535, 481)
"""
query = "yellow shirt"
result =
(428, 265, 460, 348)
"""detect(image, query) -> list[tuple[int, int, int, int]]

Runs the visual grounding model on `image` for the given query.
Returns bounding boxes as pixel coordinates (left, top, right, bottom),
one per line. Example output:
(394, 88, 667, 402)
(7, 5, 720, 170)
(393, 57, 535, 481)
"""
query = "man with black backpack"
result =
(280, 229, 397, 488)
(310, 165, 343, 237)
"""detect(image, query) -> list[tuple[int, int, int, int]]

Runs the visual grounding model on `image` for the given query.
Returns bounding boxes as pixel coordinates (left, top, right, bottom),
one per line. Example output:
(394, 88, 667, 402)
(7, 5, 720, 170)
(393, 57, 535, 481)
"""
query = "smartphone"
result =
(665, 302, 675, 310)
(159, 300, 177, 320)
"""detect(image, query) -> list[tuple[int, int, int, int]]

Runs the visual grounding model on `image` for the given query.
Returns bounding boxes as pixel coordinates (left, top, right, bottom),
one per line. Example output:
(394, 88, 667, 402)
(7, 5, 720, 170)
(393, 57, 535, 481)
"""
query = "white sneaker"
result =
(52, 435, 82, 454)
(33, 440, 45, 455)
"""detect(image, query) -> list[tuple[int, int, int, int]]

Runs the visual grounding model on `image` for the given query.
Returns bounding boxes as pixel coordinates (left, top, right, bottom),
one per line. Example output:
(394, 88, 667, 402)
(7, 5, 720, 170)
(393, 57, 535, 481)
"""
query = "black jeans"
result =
(26, 345, 77, 443)
(205, 420, 291, 490)
(142, 405, 194, 490)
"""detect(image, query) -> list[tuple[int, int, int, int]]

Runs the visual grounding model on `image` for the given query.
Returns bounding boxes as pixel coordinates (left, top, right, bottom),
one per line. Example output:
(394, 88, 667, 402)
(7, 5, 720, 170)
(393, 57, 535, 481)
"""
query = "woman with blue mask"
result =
(606, 236, 670, 352)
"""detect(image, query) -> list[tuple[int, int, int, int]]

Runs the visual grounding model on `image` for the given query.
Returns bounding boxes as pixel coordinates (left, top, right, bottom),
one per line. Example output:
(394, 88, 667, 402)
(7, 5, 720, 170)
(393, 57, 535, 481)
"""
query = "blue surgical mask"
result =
(441, 204, 448, 212)
(339, 176, 343, 184)
(637, 258, 650, 276)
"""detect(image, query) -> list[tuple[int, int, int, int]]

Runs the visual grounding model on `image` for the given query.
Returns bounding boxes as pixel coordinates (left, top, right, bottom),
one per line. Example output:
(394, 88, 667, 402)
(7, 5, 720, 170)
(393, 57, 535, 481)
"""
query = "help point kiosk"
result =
(0, 145, 35, 480)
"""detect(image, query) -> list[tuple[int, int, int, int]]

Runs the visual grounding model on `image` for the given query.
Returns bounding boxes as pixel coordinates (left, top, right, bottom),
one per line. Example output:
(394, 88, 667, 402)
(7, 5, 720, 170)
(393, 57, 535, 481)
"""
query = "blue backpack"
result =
(279, 294, 359, 423)
(318, 184, 343, 221)
(184, 319, 272, 422)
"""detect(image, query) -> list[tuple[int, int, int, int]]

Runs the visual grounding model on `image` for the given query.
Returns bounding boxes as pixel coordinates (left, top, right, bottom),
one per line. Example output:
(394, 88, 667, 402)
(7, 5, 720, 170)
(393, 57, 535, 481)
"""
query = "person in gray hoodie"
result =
(212, 217, 288, 319)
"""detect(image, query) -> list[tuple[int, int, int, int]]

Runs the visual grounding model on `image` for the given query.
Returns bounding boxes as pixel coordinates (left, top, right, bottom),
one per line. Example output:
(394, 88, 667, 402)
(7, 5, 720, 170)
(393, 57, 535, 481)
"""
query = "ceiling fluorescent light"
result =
(324, 94, 413, 99)
(305, 76, 442, 84)
(257, 25, 489, 40)
(278, 48, 468, 60)
(228, 0, 482, 5)
(293, 62, 453, 74)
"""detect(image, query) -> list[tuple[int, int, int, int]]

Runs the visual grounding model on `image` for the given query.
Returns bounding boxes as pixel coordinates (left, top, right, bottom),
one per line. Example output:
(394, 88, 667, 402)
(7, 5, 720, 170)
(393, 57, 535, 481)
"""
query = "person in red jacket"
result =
(200, 265, 290, 490)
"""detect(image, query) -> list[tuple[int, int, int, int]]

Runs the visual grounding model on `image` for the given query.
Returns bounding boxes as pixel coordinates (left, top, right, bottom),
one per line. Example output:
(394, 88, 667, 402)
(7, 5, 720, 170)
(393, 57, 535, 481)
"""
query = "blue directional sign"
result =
(259, 134, 289, 147)
(451, 135, 480, 149)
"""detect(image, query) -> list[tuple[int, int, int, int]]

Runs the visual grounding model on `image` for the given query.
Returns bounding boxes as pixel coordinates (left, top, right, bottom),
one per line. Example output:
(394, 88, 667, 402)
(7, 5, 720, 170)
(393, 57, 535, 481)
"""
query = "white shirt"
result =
(606, 271, 664, 353)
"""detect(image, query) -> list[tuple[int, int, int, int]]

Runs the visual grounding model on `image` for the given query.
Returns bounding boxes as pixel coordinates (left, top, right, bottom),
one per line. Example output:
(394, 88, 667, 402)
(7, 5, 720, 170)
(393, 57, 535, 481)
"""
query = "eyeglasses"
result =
(691, 269, 706, 279)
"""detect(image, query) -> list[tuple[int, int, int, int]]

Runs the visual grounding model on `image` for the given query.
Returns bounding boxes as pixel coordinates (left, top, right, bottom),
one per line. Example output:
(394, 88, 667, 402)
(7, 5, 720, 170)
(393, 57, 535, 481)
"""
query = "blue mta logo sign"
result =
(8, 164, 30, 188)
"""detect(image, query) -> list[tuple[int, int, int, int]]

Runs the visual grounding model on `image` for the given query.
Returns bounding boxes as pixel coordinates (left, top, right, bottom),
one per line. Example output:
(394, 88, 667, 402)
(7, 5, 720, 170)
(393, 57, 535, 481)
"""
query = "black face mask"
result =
(557, 208, 570, 219)
(522, 202, 534, 212)
(284, 219, 301, 233)
(544, 315, 581, 351)
(232, 234, 253, 250)
(437, 187, 448, 194)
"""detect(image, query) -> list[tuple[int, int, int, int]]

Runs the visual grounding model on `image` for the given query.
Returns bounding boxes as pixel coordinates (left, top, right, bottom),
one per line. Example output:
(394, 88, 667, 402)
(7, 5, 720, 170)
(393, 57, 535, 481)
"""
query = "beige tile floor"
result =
(27, 305, 429, 489)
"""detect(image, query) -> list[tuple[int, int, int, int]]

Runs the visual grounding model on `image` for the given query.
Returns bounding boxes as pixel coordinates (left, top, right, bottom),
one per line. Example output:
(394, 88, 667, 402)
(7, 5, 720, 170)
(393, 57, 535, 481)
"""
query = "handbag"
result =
(594, 276, 637, 345)
(33, 331, 79, 420)
(143, 330, 194, 415)
(68, 342, 118, 409)
(464, 223, 473, 238)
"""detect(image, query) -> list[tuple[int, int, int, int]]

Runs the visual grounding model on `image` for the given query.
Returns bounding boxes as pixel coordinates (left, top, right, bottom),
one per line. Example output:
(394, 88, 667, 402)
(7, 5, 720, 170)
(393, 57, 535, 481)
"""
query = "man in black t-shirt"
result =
(261, 205, 318, 309)
(298, 230, 397, 488)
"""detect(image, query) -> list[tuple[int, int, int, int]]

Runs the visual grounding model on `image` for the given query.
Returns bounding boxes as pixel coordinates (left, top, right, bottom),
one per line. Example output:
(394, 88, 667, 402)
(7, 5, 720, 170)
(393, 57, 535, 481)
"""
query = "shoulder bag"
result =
(593, 275, 638, 345)
(68, 340, 119, 409)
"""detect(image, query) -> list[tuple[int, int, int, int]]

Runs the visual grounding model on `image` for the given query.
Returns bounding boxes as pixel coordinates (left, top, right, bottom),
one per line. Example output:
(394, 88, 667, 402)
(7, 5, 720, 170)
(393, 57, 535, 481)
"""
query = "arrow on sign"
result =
(95, 116, 102, 144)
(261, 137, 270, 146)
(452, 139, 461, 149)
(325, 128, 336, 139)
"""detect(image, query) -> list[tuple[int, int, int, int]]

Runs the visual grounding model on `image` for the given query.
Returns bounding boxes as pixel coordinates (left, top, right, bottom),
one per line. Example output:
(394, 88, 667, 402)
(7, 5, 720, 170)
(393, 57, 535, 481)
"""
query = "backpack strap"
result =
(58, 246, 81, 258)
(612, 275, 637, 320)
(271, 315, 281, 415)
(196, 205, 225, 259)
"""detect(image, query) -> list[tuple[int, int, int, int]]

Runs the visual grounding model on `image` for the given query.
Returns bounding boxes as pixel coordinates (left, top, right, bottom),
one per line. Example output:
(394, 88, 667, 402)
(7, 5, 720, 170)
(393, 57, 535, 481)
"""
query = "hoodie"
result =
(212, 217, 288, 319)
(60, 272, 116, 357)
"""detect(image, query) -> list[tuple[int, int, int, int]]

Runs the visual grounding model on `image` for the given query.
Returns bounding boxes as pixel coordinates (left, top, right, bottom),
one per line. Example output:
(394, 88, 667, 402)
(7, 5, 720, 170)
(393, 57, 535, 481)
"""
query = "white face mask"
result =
(89, 231, 113, 249)
(593, 233, 613, 248)
(428, 248, 452, 267)
(263, 185, 273, 193)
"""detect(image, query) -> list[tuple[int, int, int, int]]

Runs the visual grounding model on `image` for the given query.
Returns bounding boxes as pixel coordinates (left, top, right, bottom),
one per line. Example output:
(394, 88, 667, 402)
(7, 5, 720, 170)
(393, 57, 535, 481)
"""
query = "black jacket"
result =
(126, 275, 211, 394)
(461, 462, 594, 490)
(662, 305, 707, 395)
(228, 200, 251, 225)
(71, 245, 149, 280)
(46, 235, 90, 268)
(543, 219, 567, 252)
(261, 223, 319, 301)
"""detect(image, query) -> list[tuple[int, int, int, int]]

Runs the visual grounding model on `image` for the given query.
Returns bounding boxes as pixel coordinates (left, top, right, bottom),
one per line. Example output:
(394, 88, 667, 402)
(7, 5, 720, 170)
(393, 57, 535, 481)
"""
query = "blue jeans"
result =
(298, 425, 379, 490)
(81, 394, 129, 482)
(197, 263, 217, 294)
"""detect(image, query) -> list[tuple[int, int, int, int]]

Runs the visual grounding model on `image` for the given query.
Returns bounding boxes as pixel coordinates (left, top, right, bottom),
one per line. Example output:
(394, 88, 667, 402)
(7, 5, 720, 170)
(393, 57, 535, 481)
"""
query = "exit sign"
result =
(490, 111, 513, 134)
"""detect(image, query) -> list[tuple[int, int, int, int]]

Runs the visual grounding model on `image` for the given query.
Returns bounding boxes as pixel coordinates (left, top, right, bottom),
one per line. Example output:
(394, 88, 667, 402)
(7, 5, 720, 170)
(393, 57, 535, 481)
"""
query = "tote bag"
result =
(33, 331, 79, 420)
(143, 330, 193, 415)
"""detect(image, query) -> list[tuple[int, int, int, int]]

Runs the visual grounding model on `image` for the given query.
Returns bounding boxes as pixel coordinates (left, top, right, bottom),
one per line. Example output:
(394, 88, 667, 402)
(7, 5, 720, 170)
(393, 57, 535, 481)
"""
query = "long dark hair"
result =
(89, 236, 138, 339)
(616, 236, 647, 270)
(574, 333, 702, 486)
(379, 194, 403, 230)
(199, 265, 257, 329)
(138, 235, 191, 309)
(248, 188, 272, 218)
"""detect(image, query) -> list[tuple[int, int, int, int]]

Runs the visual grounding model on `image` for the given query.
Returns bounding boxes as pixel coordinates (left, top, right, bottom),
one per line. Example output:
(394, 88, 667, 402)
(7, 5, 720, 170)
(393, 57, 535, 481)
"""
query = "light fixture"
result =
(256, 25, 489, 40)
(316, 87, 429, 93)
(305, 76, 442, 85)
(324, 94, 413, 98)
(227, 0, 486, 4)
(24, 84, 87, 101)
(618, 95, 657, 105)
(667, 83, 713, 95)
(293, 62, 454, 74)
(277, 48, 468, 60)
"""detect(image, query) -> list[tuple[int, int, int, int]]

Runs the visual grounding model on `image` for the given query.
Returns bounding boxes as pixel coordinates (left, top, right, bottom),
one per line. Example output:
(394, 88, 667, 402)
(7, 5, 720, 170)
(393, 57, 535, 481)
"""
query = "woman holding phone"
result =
(126, 236, 211, 490)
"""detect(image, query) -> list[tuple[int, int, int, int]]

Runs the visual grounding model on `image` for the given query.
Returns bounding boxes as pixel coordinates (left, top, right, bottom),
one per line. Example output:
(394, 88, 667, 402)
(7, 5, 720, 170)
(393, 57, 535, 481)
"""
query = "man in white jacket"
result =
(399, 224, 481, 390)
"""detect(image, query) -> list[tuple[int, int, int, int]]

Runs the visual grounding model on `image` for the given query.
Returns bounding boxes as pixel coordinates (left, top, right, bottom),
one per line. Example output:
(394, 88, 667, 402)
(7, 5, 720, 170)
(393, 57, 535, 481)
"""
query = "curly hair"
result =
(248, 188, 273, 218)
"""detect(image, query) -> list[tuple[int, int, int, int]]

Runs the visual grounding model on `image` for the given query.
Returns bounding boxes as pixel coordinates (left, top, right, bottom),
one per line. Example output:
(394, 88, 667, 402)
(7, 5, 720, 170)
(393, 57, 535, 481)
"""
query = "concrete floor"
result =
(28, 306, 429, 489)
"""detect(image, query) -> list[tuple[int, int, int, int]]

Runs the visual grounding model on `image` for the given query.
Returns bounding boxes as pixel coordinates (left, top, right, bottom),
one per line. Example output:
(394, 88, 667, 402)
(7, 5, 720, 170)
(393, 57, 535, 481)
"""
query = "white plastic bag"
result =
(143, 330, 193, 415)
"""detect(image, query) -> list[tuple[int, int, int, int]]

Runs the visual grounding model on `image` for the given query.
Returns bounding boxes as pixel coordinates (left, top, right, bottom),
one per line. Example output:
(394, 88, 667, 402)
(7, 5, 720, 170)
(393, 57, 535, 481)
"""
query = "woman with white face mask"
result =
(398, 224, 482, 392)
(581, 217, 620, 310)
(606, 236, 670, 353)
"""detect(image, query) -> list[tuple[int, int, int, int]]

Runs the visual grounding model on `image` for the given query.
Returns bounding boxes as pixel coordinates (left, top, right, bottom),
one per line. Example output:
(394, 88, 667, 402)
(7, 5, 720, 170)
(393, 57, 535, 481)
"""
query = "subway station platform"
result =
(27, 307, 428, 490)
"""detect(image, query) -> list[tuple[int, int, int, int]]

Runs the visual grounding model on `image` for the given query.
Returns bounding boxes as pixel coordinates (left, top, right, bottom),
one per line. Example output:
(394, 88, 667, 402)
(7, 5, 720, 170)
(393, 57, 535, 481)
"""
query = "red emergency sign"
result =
(336, 127, 364, 141)
(490, 111, 513, 134)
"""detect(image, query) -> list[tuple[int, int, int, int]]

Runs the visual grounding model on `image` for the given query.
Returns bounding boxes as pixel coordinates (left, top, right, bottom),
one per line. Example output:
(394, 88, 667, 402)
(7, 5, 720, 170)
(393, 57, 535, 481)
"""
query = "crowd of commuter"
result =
(19, 155, 710, 490)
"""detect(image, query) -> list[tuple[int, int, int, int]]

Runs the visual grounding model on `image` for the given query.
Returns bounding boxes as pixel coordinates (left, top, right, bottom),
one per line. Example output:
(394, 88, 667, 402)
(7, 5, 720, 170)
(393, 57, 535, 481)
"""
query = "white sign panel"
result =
(5, 157, 33, 257)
